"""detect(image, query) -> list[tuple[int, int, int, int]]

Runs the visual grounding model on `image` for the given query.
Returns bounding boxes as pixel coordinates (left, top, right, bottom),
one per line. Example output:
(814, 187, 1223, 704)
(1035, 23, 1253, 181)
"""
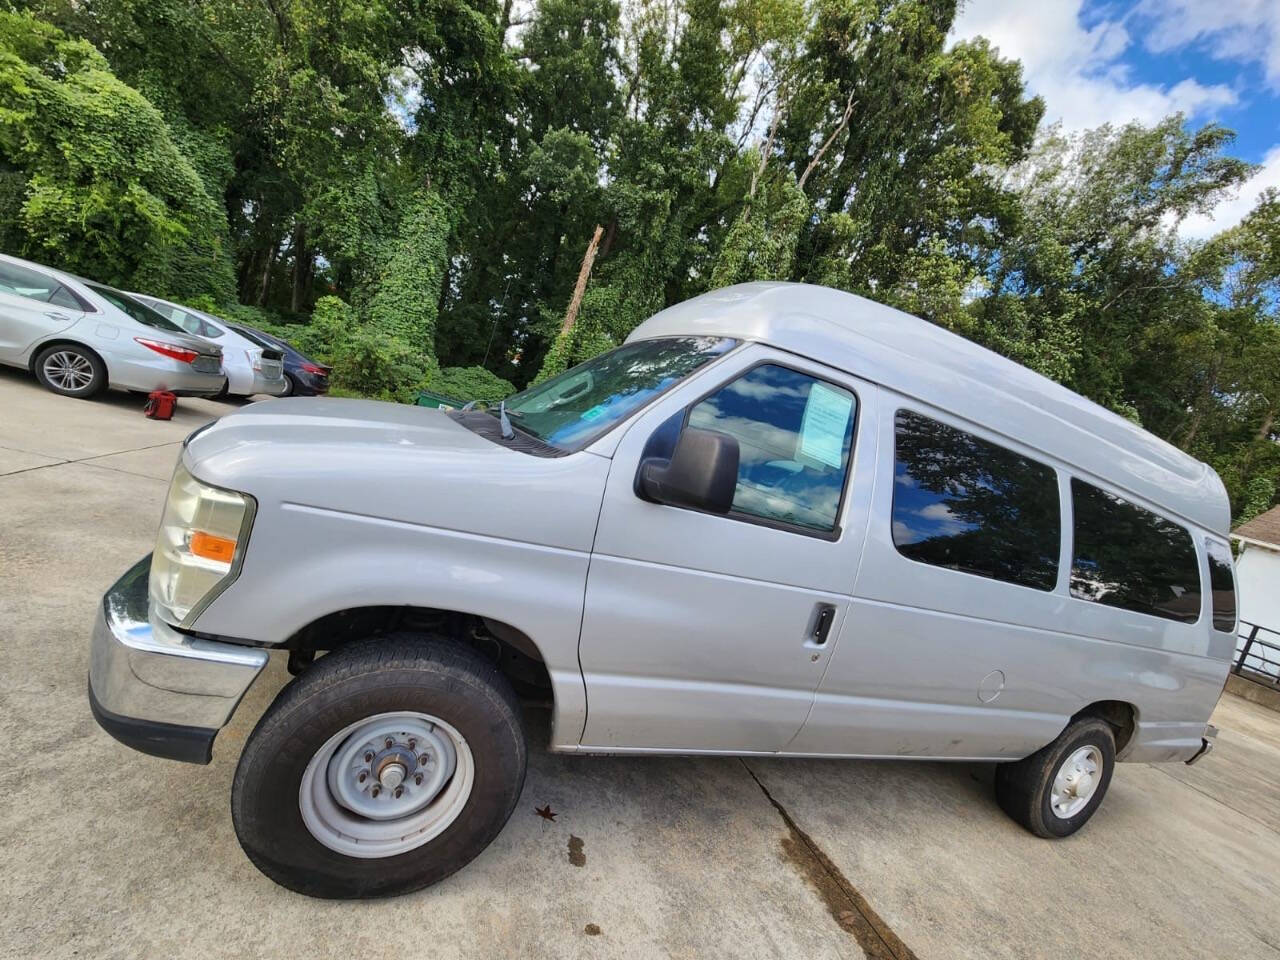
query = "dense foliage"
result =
(1, 0, 1278, 519)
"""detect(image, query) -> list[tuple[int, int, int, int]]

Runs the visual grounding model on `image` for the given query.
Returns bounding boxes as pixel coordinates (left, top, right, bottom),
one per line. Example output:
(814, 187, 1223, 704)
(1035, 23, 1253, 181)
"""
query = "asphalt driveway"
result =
(2, 365, 1279, 960)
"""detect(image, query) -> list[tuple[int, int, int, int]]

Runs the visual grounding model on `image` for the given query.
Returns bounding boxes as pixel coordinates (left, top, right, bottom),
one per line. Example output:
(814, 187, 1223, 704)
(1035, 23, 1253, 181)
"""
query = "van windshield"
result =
(504, 337, 737, 450)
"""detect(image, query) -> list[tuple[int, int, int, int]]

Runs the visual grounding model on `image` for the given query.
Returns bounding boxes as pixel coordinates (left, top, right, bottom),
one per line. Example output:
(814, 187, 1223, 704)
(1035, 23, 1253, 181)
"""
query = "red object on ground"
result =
(143, 391, 177, 420)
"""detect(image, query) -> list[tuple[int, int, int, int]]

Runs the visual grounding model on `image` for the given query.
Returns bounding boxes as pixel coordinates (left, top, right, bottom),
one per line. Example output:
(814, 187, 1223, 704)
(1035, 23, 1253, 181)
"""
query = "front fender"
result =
(192, 502, 592, 749)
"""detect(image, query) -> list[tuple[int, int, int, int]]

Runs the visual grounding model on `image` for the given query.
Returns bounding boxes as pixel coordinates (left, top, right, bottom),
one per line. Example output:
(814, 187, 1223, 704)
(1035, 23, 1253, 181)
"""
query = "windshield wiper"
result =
(498, 399, 514, 439)
(460, 398, 515, 440)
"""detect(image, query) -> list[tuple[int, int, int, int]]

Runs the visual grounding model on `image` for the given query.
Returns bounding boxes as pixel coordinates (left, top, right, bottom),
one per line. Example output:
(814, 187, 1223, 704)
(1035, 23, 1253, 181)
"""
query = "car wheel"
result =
(231, 634, 526, 899)
(281, 373, 296, 396)
(211, 381, 231, 401)
(995, 717, 1115, 838)
(34, 344, 107, 398)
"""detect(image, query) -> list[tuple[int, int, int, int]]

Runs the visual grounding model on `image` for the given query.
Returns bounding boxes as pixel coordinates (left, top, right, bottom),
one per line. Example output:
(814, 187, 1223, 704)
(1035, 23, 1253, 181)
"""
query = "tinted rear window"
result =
(229, 324, 271, 347)
(0, 260, 86, 310)
(87, 284, 186, 333)
(1206, 539, 1237, 633)
(891, 410, 1060, 590)
(1069, 479, 1201, 623)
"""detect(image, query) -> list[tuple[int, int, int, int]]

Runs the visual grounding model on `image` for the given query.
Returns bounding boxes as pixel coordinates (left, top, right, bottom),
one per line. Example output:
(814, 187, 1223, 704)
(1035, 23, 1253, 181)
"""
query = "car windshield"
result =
(503, 336, 737, 450)
(88, 284, 186, 333)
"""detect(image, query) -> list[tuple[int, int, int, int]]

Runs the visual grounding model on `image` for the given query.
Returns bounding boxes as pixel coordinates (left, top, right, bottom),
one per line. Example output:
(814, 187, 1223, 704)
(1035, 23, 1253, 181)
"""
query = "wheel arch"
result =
(284, 604, 555, 703)
(1070, 699, 1137, 755)
(28, 337, 107, 374)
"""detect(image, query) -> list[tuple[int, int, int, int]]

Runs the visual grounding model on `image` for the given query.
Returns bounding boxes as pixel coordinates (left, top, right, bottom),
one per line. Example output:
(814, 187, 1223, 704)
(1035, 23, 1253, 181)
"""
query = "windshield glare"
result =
(504, 336, 736, 450)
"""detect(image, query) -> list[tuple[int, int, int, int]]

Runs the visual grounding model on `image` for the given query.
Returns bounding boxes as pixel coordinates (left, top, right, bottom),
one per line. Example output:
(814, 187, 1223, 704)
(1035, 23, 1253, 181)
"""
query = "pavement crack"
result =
(1146, 763, 1277, 835)
(0, 439, 180, 479)
(741, 760, 918, 960)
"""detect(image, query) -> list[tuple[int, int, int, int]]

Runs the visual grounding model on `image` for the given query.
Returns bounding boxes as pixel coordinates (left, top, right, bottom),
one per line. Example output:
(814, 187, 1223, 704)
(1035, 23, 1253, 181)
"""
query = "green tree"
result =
(367, 189, 454, 354)
(0, 9, 235, 298)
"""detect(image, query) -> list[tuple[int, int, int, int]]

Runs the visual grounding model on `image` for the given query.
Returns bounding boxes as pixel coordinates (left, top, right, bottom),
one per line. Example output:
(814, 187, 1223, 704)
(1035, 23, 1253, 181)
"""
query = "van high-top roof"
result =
(628, 282, 1229, 535)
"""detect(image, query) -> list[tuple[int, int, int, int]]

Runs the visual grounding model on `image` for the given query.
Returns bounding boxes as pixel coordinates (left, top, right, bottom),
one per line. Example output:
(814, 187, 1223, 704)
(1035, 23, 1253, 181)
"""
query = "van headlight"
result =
(150, 463, 255, 625)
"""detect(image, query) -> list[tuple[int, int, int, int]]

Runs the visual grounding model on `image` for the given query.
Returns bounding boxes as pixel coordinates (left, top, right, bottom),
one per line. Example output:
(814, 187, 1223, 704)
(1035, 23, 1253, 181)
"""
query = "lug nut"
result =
(371, 786, 381, 797)
(358, 772, 367, 783)
(415, 774, 423, 785)
(394, 787, 403, 799)
(364, 752, 373, 763)
(408, 739, 417, 750)
(419, 754, 429, 765)
(385, 738, 394, 749)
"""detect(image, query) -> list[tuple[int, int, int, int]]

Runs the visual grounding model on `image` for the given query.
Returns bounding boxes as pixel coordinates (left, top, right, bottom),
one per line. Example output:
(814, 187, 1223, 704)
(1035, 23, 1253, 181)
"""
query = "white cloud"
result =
(950, 0, 1238, 132)
(1139, 0, 1280, 91)
(1179, 144, 1280, 240)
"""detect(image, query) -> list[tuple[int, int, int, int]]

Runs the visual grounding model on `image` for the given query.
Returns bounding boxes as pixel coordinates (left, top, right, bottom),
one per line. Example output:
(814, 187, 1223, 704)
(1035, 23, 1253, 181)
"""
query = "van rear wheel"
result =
(994, 717, 1115, 838)
(231, 634, 526, 898)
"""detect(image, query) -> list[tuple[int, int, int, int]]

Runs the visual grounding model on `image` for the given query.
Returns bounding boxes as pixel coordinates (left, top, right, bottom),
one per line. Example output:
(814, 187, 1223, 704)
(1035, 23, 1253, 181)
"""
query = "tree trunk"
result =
(1258, 408, 1275, 442)
(290, 224, 310, 313)
(257, 240, 278, 306)
(798, 91, 855, 192)
(437, 255, 451, 351)
(561, 225, 604, 337)
(600, 215, 618, 259)
(237, 247, 260, 303)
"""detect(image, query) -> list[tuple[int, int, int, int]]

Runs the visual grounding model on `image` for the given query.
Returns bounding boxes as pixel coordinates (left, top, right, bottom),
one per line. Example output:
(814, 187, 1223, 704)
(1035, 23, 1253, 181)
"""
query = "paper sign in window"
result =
(799, 382, 853, 469)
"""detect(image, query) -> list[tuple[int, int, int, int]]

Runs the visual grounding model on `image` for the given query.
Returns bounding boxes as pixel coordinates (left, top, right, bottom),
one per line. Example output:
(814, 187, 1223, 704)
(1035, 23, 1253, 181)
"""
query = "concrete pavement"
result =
(2, 364, 1279, 959)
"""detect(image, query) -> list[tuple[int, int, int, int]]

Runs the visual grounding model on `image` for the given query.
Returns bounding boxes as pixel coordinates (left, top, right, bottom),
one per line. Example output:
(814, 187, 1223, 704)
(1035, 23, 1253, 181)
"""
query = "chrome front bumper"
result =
(88, 555, 268, 763)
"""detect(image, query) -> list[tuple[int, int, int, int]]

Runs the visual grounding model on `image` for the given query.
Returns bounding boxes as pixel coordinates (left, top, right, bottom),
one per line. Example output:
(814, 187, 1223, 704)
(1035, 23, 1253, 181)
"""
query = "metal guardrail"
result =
(1234, 621, 1280, 689)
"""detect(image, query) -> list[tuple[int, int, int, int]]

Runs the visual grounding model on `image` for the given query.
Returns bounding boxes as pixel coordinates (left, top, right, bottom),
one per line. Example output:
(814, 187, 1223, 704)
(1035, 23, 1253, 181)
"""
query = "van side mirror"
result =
(637, 427, 740, 514)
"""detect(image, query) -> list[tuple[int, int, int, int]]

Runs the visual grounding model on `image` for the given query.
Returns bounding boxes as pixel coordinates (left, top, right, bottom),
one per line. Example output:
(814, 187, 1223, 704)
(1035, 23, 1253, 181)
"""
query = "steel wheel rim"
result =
(1050, 745, 1103, 819)
(43, 350, 94, 391)
(299, 711, 474, 859)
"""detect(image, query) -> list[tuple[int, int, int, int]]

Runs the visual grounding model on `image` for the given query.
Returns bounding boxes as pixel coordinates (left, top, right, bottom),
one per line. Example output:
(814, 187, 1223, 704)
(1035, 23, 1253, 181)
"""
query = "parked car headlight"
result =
(150, 463, 255, 625)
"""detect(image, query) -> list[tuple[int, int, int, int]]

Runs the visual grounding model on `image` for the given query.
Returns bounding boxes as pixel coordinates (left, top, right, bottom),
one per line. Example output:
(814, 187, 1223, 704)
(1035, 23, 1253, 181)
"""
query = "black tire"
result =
(995, 717, 1115, 838)
(280, 373, 297, 396)
(231, 634, 526, 898)
(211, 380, 231, 401)
(33, 343, 107, 398)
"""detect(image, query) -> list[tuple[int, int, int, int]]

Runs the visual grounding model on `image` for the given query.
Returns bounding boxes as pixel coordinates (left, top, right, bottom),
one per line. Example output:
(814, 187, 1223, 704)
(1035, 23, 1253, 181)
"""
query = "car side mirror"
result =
(637, 427, 739, 514)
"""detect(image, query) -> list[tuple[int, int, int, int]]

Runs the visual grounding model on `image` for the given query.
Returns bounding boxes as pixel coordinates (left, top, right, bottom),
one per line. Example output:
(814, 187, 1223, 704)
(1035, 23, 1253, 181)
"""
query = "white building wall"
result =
(1235, 543, 1280, 677)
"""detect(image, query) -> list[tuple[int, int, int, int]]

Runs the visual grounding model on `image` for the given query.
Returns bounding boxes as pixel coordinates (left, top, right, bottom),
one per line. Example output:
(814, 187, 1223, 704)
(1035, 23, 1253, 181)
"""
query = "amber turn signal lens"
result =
(189, 530, 237, 564)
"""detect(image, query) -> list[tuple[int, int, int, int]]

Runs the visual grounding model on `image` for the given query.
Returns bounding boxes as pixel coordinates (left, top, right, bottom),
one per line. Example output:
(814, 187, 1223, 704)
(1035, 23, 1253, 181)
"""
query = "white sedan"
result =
(134, 295, 287, 399)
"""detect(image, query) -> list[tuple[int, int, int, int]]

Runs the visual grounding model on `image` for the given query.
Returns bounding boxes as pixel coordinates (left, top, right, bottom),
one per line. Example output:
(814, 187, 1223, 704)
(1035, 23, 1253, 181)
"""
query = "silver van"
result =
(87, 282, 1235, 898)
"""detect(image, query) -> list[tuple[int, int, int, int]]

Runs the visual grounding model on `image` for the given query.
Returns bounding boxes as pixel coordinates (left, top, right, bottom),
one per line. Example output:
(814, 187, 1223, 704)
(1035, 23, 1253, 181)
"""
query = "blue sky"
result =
(951, 0, 1280, 238)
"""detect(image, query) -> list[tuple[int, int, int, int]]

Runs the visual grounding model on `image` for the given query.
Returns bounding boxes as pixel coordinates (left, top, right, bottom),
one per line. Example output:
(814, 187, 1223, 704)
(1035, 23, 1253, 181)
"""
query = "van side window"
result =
(891, 410, 1060, 589)
(1205, 539, 1237, 633)
(687, 364, 855, 533)
(1069, 479, 1200, 623)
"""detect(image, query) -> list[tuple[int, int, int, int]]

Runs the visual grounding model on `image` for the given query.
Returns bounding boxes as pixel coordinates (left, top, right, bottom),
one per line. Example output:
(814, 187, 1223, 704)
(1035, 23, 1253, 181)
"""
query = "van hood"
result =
(182, 397, 610, 553)
(186, 397, 494, 461)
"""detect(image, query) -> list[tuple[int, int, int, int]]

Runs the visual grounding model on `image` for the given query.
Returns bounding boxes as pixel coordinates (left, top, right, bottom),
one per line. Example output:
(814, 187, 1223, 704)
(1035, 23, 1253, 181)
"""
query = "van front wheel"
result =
(994, 717, 1115, 838)
(231, 634, 526, 898)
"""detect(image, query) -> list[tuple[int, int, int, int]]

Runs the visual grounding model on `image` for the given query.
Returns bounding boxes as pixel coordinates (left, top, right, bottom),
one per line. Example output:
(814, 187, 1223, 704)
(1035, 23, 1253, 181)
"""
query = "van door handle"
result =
(810, 604, 836, 645)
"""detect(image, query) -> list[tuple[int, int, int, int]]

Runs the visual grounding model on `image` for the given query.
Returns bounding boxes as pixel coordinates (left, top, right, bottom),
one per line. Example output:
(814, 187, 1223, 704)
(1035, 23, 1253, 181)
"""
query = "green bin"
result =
(415, 389, 464, 409)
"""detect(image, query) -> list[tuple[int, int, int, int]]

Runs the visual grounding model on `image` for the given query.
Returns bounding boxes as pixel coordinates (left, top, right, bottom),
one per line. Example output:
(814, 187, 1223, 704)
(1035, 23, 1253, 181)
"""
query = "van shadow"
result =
(515, 704, 999, 842)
